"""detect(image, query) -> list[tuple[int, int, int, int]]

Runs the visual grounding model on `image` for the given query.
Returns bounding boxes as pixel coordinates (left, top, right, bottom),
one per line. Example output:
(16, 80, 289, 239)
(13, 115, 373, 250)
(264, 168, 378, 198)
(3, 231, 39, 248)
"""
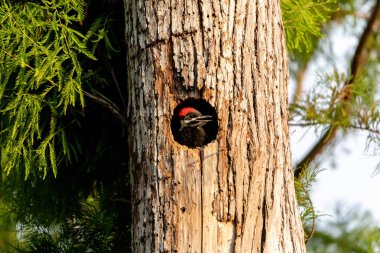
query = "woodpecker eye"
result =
(171, 98, 218, 148)
(185, 113, 197, 119)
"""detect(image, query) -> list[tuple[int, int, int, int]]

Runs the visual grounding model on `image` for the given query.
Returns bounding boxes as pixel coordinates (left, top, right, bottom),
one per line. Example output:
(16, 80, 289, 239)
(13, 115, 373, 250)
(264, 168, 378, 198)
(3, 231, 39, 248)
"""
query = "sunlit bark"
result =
(125, 0, 306, 251)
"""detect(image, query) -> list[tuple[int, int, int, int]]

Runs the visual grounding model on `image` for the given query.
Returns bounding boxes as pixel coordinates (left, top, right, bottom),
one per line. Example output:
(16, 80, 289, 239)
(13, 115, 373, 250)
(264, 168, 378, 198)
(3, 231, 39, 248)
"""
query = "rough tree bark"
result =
(125, 0, 306, 252)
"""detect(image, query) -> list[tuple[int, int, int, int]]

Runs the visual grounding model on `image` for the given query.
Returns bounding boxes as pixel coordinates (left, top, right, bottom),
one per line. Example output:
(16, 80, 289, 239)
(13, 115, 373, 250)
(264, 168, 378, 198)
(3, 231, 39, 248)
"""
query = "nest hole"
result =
(171, 98, 218, 148)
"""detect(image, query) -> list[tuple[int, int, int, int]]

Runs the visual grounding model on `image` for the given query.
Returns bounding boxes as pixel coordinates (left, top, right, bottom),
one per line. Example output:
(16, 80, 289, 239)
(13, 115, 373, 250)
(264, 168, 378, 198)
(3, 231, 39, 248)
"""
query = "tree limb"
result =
(291, 64, 307, 104)
(83, 90, 127, 126)
(294, 0, 380, 178)
(97, 47, 126, 111)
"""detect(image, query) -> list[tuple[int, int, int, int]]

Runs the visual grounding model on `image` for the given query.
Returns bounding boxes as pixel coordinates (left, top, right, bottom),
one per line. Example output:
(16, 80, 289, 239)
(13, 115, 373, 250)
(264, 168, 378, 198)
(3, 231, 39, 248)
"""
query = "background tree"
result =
(290, 0, 380, 175)
(288, 0, 380, 250)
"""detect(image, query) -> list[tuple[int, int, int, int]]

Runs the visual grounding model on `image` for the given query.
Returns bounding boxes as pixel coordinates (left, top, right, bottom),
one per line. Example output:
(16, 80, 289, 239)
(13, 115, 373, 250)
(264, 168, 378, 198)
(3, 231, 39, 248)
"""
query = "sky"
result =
(291, 127, 380, 223)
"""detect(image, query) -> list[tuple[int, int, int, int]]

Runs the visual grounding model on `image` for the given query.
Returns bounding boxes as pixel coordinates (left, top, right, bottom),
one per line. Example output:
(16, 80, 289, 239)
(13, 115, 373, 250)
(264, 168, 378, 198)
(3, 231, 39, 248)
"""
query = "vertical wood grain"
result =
(125, 0, 306, 252)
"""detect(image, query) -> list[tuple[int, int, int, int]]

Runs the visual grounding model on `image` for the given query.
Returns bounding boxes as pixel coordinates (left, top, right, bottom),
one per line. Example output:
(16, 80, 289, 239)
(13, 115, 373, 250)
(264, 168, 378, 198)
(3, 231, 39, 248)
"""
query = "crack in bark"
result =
(260, 189, 267, 253)
(192, 35, 199, 89)
(154, 93, 162, 251)
(200, 149, 205, 253)
(252, 0, 260, 132)
(241, 142, 254, 246)
(197, 0, 205, 57)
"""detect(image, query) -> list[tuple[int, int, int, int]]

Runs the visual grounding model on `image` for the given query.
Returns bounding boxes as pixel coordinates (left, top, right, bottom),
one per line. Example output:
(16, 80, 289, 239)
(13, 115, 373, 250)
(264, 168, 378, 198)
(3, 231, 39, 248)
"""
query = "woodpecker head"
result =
(178, 107, 213, 130)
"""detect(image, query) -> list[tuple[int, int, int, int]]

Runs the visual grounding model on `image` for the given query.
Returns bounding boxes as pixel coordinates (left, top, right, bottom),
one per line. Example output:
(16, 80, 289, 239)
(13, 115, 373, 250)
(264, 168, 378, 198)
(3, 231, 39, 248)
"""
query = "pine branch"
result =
(291, 122, 380, 135)
(282, 0, 336, 52)
(96, 46, 126, 111)
(294, 0, 380, 178)
(301, 182, 316, 244)
(0, 1, 107, 176)
(83, 90, 126, 126)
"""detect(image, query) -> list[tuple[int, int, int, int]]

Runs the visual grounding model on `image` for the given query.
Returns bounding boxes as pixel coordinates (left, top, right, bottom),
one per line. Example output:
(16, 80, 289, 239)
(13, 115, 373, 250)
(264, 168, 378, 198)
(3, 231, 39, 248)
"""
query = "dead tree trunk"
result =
(125, 0, 306, 252)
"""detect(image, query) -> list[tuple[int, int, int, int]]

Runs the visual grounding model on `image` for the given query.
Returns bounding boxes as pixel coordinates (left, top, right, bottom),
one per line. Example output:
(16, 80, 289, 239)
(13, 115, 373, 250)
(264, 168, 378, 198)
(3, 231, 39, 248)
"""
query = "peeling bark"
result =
(125, 0, 306, 252)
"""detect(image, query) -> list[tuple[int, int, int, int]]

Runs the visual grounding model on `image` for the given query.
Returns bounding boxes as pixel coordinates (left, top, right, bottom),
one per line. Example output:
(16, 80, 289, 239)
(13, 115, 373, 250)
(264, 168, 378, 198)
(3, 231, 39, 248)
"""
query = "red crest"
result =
(178, 107, 197, 118)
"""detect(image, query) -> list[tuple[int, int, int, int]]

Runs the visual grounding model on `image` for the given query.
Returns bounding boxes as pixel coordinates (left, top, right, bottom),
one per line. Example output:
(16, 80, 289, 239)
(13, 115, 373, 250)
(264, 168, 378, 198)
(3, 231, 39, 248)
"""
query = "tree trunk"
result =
(125, 0, 306, 252)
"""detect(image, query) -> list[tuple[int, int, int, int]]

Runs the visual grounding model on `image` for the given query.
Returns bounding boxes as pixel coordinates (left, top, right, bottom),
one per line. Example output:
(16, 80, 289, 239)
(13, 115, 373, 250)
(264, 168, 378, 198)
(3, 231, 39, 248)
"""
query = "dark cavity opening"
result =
(171, 98, 218, 148)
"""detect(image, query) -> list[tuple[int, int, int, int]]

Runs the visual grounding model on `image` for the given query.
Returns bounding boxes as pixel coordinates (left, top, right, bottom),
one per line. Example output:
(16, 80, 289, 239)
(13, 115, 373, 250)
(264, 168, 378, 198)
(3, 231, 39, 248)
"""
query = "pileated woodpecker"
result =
(176, 107, 213, 148)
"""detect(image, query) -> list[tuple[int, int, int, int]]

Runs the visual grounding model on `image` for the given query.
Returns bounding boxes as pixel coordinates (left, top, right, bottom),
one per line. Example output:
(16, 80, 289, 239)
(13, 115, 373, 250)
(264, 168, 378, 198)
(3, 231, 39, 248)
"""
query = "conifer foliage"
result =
(0, 0, 105, 178)
(282, 0, 337, 52)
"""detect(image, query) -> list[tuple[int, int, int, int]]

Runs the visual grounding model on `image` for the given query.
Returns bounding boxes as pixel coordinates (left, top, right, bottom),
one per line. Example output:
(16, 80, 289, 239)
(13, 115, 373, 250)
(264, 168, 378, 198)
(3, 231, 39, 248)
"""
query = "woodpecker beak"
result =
(181, 115, 213, 129)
